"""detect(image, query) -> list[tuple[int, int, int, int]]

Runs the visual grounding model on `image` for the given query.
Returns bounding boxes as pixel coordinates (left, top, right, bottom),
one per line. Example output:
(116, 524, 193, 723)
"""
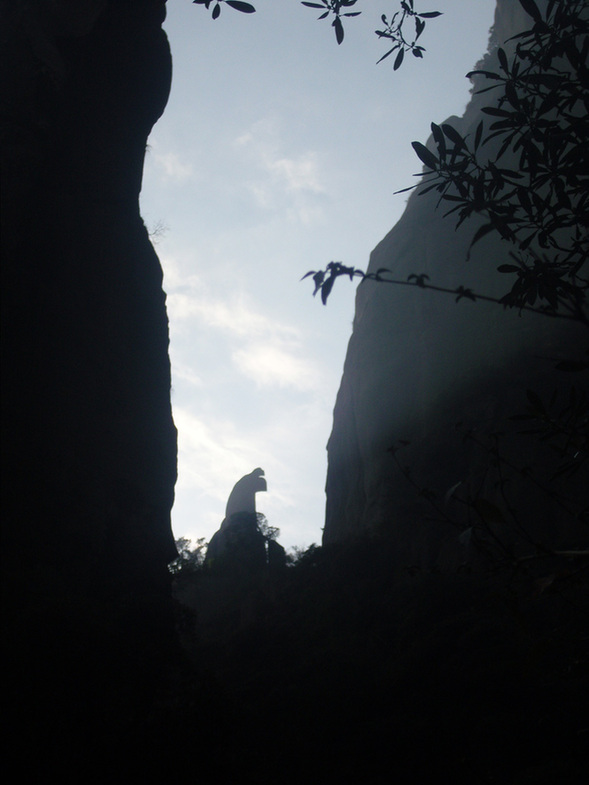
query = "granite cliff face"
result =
(324, 0, 586, 563)
(1, 0, 177, 765)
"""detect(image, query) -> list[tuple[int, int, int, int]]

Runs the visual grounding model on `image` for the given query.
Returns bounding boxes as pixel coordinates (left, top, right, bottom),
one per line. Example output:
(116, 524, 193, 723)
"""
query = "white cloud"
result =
(157, 151, 194, 182)
(172, 362, 204, 388)
(169, 292, 295, 339)
(268, 152, 325, 194)
(174, 407, 257, 495)
(146, 141, 195, 183)
(233, 117, 328, 221)
(232, 343, 317, 390)
(162, 266, 324, 393)
(172, 405, 301, 516)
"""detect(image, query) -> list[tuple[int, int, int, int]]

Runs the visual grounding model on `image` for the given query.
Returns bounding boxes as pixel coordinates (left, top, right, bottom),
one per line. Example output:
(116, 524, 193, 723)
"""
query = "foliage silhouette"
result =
(192, 0, 256, 21)
(169, 534, 588, 783)
(305, 0, 588, 326)
(191, 0, 442, 67)
(169, 536, 208, 574)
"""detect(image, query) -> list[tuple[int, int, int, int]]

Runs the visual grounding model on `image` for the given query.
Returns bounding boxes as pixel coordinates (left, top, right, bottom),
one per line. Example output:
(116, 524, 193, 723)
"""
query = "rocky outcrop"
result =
(1, 0, 177, 768)
(174, 470, 287, 642)
(323, 0, 586, 564)
(206, 512, 269, 574)
(205, 468, 282, 574)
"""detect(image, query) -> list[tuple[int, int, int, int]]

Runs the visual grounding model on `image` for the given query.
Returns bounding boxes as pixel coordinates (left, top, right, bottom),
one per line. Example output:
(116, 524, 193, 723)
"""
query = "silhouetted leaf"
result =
(474, 120, 484, 150)
(441, 123, 465, 148)
(226, 1, 256, 12)
(212, 2, 221, 19)
(468, 223, 494, 251)
(481, 106, 513, 117)
(394, 47, 405, 70)
(311, 270, 324, 296)
(334, 16, 344, 44)
(408, 273, 430, 287)
(505, 80, 520, 108)
(321, 275, 334, 304)
(411, 141, 438, 169)
(497, 47, 509, 72)
(519, 0, 542, 21)
(466, 70, 503, 80)
(377, 46, 398, 64)
(455, 286, 476, 302)
(431, 122, 446, 159)
(417, 11, 442, 18)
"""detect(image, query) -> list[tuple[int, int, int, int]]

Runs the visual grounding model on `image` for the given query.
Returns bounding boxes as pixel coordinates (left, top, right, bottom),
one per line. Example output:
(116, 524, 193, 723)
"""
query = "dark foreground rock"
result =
(1, 1, 177, 768)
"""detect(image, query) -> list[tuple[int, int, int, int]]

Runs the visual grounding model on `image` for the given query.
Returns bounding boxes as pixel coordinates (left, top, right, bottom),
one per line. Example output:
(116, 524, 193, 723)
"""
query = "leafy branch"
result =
(305, 0, 589, 326)
(192, 0, 256, 21)
(300, 0, 442, 64)
(191, 1, 442, 69)
(302, 260, 585, 322)
(301, 0, 361, 45)
(375, 0, 442, 70)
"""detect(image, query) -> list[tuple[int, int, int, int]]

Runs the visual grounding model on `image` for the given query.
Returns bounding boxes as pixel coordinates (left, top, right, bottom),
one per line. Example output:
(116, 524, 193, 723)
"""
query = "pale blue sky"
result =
(140, 0, 496, 551)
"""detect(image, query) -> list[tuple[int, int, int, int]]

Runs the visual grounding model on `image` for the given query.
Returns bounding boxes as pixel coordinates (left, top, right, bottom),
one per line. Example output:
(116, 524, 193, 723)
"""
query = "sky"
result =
(140, 0, 497, 553)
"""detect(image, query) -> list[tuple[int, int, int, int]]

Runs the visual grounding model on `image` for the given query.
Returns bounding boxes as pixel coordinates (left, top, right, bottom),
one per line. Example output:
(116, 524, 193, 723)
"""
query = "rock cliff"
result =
(324, 0, 586, 564)
(1, 0, 177, 768)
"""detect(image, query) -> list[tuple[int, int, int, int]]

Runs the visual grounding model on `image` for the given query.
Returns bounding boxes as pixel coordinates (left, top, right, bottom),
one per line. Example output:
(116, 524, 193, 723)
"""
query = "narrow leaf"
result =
(518, 0, 542, 21)
(334, 16, 344, 45)
(473, 121, 484, 151)
(411, 141, 438, 169)
(441, 123, 465, 147)
(376, 46, 398, 64)
(226, 1, 256, 12)
(497, 47, 509, 72)
(467, 223, 495, 256)
(321, 276, 334, 304)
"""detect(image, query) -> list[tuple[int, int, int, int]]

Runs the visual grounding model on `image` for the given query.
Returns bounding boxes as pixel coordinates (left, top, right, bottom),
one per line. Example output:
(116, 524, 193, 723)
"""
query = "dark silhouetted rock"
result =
(175, 470, 289, 642)
(207, 511, 269, 574)
(206, 468, 268, 571)
(1, 0, 177, 771)
(267, 538, 287, 570)
(225, 466, 268, 517)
